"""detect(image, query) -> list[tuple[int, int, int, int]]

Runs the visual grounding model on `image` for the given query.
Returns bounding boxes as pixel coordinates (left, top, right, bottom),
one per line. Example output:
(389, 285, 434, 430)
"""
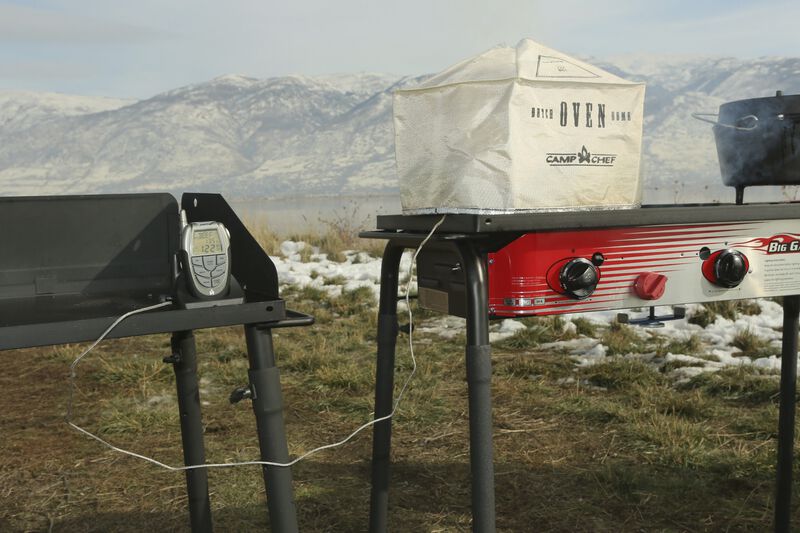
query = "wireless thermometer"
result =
(179, 211, 231, 299)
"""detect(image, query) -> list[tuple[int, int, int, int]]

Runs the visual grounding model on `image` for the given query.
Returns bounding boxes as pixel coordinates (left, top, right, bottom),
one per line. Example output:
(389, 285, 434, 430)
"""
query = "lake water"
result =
(231, 186, 800, 236)
(230, 195, 403, 236)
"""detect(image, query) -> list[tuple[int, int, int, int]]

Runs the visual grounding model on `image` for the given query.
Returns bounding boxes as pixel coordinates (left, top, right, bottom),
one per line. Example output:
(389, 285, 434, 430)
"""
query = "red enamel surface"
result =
(487, 223, 746, 317)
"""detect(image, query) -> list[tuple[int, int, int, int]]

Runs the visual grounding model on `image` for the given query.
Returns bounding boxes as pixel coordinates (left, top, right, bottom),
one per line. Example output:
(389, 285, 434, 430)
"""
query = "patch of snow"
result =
(669, 365, 722, 385)
(497, 319, 527, 334)
(536, 337, 592, 352)
(417, 316, 466, 340)
(489, 319, 527, 343)
(665, 352, 715, 366)
(584, 343, 607, 358)
(280, 240, 307, 257)
(271, 240, 412, 300)
(571, 343, 608, 367)
(753, 355, 781, 371)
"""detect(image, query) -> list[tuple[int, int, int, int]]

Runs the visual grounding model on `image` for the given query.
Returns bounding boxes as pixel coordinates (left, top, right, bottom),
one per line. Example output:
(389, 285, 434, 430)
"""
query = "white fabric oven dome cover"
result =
(394, 38, 646, 214)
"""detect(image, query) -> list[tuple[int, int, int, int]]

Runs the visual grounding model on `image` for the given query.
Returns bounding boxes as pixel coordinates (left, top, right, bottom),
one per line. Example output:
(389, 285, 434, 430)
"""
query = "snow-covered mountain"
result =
(0, 91, 133, 133)
(2, 57, 800, 202)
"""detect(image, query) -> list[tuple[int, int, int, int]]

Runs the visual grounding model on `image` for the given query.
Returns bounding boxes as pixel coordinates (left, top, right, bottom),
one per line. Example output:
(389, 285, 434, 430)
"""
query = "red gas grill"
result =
(362, 202, 800, 533)
(487, 218, 794, 318)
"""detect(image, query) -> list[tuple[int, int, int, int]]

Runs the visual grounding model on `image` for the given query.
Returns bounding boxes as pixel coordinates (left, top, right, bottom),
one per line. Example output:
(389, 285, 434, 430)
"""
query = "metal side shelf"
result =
(0, 300, 314, 351)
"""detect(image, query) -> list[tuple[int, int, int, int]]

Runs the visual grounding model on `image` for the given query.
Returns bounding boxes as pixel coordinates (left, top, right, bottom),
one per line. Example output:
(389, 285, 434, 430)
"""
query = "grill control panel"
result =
(486, 219, 800, 317)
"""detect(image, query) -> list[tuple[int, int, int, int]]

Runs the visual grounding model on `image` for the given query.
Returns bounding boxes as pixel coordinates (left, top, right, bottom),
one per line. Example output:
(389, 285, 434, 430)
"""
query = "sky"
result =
(0, 0, 798, 99)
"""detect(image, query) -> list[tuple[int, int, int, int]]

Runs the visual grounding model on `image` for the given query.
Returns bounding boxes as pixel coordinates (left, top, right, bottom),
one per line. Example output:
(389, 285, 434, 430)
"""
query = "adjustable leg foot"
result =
(465, 343, 496, 533)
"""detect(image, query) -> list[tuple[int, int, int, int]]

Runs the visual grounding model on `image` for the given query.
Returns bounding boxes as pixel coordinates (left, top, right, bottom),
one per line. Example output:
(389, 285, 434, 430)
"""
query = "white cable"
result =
(68, 215, 448, 471)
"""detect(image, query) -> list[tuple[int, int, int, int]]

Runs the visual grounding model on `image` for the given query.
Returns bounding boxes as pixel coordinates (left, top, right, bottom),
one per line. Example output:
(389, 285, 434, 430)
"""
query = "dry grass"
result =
(689, 299, 763, 328)
(495, 316, 573, 351)
(654, 333, 704, 357)
(243, 210, 385, 261)
(733, 328, 778, 358)
(0, 229, 797, 531)
(571, 316, 598, 337)
(601, 321, 644, 355)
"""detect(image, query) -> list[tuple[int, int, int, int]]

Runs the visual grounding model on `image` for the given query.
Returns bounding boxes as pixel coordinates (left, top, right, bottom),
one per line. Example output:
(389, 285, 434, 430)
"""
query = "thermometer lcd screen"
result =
(192, 230, 223, 255)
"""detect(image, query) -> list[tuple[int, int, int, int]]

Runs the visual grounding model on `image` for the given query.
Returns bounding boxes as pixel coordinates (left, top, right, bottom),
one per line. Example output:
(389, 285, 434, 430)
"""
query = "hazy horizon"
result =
(1, 0, 798, 99)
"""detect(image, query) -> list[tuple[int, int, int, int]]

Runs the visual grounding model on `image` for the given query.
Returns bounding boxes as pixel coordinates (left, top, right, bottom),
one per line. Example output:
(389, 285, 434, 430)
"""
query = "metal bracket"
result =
(617, 306, 686, 328)
(399, 322, 415, 335)
(229, 385, 253, 404)
(162, 352, 181, 364)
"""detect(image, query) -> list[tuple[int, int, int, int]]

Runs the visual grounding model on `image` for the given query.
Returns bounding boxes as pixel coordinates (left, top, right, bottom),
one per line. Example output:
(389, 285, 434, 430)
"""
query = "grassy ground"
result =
(1, 233, 798, 531)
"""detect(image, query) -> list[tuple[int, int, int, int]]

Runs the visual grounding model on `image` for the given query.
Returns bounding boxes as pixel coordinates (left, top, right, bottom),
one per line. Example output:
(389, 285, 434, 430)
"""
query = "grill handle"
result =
(691, 112, 759, 131)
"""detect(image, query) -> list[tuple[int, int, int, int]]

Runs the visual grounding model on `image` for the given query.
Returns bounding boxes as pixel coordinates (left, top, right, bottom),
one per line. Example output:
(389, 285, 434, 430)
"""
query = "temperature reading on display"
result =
(192, 230, 223, 255)
(180, 216, 231, 299)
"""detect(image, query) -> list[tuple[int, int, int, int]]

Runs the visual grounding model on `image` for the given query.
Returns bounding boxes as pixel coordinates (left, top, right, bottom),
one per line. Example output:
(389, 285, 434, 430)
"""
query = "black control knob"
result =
(559, 258, 599, 300)
(714, 249, 748, 288)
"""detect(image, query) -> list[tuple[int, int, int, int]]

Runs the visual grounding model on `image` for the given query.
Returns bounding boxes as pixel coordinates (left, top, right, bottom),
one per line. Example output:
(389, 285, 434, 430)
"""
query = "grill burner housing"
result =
(411, 204, 800, 318)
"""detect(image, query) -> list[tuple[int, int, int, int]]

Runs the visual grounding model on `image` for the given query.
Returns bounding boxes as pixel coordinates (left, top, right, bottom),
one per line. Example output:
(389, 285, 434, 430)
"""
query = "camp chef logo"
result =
(545, 145, 617, 167)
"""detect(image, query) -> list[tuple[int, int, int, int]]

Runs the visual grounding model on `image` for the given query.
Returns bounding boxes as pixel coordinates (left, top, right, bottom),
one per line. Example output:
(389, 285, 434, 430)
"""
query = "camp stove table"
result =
(0, 193, 311, 533)
(361, 202, 800, 533)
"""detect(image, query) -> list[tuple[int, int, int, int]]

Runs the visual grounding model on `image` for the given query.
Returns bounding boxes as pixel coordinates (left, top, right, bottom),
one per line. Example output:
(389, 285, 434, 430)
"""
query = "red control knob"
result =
(634, 272, 667, 300)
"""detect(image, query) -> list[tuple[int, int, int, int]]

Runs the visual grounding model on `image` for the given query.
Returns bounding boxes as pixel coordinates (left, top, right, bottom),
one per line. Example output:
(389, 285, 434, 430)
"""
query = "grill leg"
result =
(170, 331, 213, 533)
(775, 295, 800, 532)
(245, 325, 299, 533)
(369, 243, 405, 532)
(456, 242, 496, 533)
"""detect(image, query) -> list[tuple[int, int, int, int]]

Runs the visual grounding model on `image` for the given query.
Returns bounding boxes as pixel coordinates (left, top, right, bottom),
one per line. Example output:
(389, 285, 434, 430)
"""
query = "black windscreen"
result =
(0, 194, 179, 324)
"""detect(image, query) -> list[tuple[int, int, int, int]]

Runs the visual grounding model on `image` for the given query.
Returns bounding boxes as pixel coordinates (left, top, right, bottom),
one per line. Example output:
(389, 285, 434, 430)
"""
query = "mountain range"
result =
(2, 56, 800, 203)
